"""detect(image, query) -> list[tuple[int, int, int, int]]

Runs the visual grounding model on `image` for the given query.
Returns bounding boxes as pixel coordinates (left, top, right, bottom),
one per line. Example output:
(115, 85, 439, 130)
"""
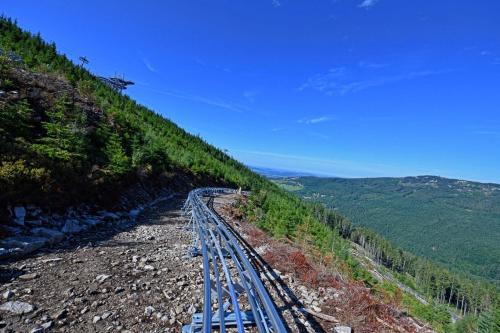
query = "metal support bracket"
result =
(182, 311, 258, 333)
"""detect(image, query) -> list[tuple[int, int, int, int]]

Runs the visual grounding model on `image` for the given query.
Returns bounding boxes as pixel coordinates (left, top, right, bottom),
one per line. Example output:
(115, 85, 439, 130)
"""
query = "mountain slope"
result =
(0, 18, 267, 211)
(273, 176, 500, 282)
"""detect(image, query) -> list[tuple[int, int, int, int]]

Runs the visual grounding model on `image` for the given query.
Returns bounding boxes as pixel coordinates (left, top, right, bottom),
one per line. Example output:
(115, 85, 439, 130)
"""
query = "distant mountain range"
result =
(272, 175, 500, 283)
(250, 166, 319, 178)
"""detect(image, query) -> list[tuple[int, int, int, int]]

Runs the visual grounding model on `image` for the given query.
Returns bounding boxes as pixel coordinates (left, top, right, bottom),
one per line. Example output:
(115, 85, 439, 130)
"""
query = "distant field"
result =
(273, 176, 500, 283)
(271, 179, 304, 191)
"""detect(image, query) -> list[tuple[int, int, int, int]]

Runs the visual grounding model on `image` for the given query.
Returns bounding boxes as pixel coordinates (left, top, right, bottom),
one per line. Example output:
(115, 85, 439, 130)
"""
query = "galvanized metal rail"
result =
(182, 188, 287, 333)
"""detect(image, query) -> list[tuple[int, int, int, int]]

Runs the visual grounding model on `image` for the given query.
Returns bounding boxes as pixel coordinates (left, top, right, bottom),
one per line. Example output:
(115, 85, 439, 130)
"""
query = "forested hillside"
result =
(0, 18, 268, 211)
(0, 17, 499, 332)
(273, 176, 500, 283)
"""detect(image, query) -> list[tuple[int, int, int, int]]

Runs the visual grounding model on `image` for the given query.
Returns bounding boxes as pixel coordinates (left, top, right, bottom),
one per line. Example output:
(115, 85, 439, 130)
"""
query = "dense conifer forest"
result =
(0, 17, 498, 332)
(273, 176, 500, 282)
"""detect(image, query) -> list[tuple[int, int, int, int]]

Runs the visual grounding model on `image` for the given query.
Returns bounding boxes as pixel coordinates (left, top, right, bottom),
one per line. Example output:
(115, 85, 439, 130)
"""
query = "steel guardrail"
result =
(182, 188, 287, 333)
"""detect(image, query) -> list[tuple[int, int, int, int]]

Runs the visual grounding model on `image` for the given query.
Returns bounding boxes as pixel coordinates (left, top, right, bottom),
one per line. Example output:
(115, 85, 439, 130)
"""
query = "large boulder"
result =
(13, 206, 26, 225)
(30, 227, 65, 244)
(61, 219, 86, 234)
(81, 217, 102, 227)
(128, 209, 140, 219)
(334, 326, 352, 333)
(0, 301, 35, 314)
(0, 236, 47, 258)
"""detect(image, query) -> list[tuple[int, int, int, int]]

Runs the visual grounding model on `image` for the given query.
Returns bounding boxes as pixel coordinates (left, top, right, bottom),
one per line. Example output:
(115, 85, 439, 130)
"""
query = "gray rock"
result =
(102, 311, 112, 319)
(334, 326, 352, 333)
(19, 273, 38, 280)
(93, 316, 101, 323)
(29, 207, 43, 217)
(144, 306, 155, 317)
(14, 206, 26, 225)
(100, 211, 119, 221)
(31, 227, 65, 243)
(3, 225, 22, 235)
(0, 248, 16, 258)
(82, 218, 101, 227)
(42, 257, 63, 263)
(128, 209, 140, 218)
(0, 236, 47, 256)
(26, 219, 42, 226)
(29, 327, 44, 333)
(95, 274, 111, 284)
(54, 308, 68, 319)
(3, 290, 14, 300)
(41, 321, 53, 329)
(61, 219, 85, 234)
(0, 301, 35, 314)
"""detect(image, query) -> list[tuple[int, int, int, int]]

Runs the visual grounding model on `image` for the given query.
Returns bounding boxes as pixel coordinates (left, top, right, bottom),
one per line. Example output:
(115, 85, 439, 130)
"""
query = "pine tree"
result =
(478, 307, 500, 333)
(0, 99, 33, 140)
(34, 95, 88, 163)
(103, 132, 130, 176)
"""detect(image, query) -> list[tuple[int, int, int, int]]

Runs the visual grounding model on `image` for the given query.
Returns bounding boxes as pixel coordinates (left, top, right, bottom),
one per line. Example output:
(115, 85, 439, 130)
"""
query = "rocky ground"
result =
(0, 195, 204, 333)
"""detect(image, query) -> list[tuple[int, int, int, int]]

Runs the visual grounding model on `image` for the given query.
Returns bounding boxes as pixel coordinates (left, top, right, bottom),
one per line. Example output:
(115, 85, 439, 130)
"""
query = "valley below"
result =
(272, 175, 500, 283)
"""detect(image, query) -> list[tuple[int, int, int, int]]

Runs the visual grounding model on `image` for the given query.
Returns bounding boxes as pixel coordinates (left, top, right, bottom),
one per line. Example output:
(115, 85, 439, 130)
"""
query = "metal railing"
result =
(182, 188, 287, 333)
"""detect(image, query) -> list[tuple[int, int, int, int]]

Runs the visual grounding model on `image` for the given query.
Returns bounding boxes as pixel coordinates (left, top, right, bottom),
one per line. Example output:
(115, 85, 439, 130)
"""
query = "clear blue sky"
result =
(3, 1, 500, 183)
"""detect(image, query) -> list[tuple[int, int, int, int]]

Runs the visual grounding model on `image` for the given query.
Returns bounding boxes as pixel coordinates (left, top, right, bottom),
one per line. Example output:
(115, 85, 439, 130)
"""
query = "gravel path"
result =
(0, 195, 203, 333)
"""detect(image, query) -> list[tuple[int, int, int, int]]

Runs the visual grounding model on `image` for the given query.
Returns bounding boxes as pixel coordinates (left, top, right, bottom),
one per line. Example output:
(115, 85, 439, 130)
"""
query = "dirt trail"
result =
(0, 196, 203, 333)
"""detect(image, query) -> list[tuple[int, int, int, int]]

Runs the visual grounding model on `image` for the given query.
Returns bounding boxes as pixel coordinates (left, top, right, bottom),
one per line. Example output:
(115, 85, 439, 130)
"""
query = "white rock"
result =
(2, 290, 14, 300)
(95, 274, 111, 284)
(102, 311, 112, 319)
(29, 327, 43, 333)
(41, 321, 53, 329)
(334, 326, 352, 333)
(41, 257, 63, 263)
(0, 301, 34, 314)
(14, 207, 26, 225)
(93, 316, 101, 323)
